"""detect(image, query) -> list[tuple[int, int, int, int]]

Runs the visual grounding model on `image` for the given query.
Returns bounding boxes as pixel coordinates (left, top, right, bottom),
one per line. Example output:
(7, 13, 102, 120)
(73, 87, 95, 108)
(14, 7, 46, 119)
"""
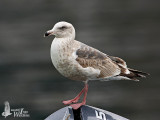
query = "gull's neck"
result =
(54, 32, 75, 43)
(53, 36, 75, 47)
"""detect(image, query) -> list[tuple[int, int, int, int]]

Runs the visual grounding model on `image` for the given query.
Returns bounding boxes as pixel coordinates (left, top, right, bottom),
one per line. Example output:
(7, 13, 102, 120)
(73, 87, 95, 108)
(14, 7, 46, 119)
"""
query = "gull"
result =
(44, 21, 149, 109)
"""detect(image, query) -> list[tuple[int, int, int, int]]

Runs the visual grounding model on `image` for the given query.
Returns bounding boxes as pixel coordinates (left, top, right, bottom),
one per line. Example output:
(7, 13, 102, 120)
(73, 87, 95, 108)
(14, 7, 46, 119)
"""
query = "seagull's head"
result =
(44, 21, 75, 39)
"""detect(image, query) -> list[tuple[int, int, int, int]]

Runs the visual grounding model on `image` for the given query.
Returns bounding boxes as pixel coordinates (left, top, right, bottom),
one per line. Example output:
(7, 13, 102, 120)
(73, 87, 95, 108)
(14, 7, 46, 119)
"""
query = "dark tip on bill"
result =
(44, 32, 50, 37)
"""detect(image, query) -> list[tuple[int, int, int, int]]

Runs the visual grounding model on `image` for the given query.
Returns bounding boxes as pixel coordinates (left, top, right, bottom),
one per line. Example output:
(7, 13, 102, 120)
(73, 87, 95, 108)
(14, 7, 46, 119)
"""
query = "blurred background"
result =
(0, 0, 159, 120)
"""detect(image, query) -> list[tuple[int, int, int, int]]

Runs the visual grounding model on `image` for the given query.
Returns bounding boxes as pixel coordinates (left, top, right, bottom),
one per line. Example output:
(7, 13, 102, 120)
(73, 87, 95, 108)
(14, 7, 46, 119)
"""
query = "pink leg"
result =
(70, 83, 88, 110)
(63, 86, 85, 105)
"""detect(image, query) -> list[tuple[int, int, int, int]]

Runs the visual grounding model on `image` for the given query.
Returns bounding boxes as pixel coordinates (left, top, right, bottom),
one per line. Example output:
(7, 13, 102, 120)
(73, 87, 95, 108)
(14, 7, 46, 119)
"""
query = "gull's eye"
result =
(59, 26, 67, 30)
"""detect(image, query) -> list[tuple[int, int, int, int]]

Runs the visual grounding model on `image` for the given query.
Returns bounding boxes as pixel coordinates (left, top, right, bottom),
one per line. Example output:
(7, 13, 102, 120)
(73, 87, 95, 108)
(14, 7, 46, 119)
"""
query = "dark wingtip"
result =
(128, 68, 150, 76)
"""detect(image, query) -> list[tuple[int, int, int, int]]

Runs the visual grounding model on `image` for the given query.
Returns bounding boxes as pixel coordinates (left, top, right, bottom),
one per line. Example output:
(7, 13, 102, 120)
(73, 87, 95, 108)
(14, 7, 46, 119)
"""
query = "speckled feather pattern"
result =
(51, 38, 101, 81)
(51, 38, 122, 81)
(49, 21, 148, 82)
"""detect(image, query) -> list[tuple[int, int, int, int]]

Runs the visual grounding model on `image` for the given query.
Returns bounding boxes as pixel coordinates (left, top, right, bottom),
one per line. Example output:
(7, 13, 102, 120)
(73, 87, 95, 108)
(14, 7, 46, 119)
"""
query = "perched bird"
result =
(44, 21, 149, 109)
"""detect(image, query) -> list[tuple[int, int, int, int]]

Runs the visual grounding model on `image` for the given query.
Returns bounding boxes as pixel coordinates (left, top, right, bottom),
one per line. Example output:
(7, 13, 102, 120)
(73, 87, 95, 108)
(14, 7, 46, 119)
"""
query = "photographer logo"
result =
(1, 101, 30, 118)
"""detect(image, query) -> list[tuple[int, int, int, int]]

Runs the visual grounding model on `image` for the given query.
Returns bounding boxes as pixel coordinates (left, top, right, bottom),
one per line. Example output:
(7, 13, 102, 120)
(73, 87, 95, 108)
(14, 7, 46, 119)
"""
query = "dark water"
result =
(0, 0, 160, 120)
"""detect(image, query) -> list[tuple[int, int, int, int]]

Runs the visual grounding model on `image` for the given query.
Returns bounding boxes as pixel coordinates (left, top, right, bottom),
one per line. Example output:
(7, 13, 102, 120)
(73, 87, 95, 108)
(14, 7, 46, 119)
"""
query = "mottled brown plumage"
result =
(45, 21, 149, 110)
(76, 43, 121, 78)
(75, 43, 149, 81)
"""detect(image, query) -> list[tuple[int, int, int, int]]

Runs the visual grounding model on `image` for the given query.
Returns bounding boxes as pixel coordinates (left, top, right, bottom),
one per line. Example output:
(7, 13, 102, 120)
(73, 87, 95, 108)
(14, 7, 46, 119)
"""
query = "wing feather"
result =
(75, 43, 121, 78)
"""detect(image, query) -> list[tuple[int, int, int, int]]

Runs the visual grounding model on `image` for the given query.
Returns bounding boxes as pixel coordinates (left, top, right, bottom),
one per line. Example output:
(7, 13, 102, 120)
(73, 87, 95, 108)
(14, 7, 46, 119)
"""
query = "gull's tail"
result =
(129, 68, 149, 77)
(108, 56, 149, 81)
(120, 68, 150, 81)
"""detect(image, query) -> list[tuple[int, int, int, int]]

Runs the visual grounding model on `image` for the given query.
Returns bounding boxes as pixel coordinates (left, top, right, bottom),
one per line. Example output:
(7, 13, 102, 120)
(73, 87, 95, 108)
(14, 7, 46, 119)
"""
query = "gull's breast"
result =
(50, 39, 85, 81)
(50, 39, 101, 81)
